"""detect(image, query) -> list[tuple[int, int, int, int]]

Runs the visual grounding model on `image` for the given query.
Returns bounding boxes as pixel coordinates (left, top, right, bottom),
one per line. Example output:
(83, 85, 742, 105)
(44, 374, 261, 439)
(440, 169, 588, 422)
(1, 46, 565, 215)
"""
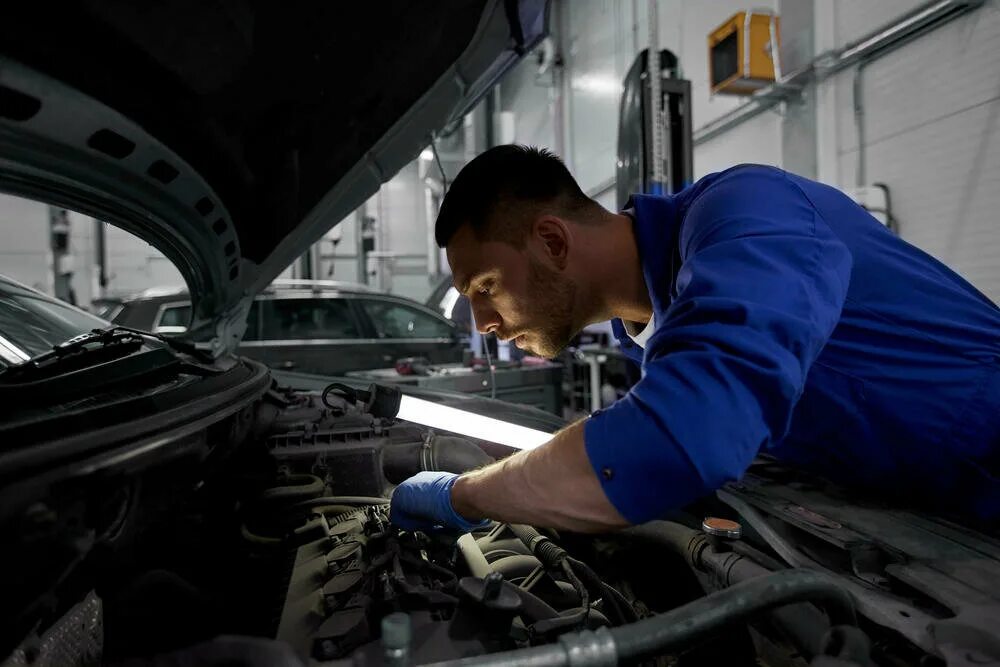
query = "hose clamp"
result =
(558, 626, 618, 667)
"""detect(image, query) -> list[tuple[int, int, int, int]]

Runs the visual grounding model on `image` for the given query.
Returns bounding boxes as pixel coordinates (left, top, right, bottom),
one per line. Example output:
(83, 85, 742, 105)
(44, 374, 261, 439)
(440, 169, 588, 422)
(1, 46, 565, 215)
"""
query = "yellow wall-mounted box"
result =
(708, 11, 781, 95)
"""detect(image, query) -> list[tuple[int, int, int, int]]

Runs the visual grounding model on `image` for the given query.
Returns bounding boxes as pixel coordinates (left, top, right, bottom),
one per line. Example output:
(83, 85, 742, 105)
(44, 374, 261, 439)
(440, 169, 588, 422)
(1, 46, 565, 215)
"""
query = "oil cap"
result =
(702, 517, 742, 540)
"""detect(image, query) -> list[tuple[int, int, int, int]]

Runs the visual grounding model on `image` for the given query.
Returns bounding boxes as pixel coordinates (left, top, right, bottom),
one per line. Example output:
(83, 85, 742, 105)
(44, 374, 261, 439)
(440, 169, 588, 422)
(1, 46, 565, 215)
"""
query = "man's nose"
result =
(472, 301, 500, 335)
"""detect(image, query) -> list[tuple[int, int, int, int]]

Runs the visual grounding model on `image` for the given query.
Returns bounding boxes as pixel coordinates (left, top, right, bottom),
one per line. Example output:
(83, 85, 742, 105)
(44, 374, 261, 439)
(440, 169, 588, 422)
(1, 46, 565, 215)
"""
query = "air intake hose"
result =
(383, 435, 494, 483)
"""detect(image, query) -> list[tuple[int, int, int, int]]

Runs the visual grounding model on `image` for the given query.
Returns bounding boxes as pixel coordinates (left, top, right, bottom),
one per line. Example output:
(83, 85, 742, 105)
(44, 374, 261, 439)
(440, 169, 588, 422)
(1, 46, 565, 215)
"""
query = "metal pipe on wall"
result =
(693, 0, 985, 145)
(424, 186, 440, 278)
(555, 0, 574, 172)
(853, 60, 869, 188)
(355, 204, 368, 285)
(551, 2, 566, 160)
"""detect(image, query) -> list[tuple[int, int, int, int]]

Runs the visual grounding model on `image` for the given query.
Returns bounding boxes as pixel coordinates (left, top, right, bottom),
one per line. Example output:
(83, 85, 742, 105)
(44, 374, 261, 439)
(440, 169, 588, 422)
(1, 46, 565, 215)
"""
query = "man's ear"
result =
(532, 216, 571, 269)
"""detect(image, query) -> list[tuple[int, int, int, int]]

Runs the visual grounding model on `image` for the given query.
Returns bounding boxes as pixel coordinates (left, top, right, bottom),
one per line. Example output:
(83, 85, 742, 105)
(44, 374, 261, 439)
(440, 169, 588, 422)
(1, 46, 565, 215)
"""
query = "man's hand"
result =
(389, 471, 491, 532)
(430, 421, 629, 533)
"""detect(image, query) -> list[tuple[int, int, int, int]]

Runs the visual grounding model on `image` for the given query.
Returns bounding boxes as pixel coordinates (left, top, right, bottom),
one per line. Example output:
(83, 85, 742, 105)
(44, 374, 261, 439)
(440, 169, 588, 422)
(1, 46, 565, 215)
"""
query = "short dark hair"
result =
(434, 144, 598, 247)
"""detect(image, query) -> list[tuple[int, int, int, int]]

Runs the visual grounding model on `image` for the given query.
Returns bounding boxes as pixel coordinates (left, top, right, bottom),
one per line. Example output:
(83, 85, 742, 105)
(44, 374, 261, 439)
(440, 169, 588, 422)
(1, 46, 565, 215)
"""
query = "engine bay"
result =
(4, 379, 1000, 667)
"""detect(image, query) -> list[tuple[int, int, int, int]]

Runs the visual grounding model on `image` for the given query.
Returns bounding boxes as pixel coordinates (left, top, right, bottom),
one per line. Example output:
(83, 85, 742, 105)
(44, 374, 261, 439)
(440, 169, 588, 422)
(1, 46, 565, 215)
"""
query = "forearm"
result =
(450, 420, 629, 532)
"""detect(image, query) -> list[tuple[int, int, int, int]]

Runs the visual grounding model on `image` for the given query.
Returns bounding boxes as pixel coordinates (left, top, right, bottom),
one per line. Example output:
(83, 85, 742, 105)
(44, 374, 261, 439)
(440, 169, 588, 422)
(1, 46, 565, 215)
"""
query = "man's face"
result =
(447, 224, 577, 358)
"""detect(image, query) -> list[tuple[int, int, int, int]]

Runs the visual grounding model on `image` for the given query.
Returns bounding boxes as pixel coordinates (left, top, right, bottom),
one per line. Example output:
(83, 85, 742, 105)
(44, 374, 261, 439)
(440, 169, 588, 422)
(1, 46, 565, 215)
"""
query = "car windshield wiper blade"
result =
(108, 325, 215, 364)
(0, 327, 146, 380)
(0, 324, 218, 382)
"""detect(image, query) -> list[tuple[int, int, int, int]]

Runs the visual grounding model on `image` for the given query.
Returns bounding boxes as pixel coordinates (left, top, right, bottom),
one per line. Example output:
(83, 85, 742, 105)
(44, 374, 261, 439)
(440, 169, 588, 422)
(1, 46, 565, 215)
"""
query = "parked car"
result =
(2, 3, 998, 667)
(89, 296, 125, 321)
(113, 279, 464, 374)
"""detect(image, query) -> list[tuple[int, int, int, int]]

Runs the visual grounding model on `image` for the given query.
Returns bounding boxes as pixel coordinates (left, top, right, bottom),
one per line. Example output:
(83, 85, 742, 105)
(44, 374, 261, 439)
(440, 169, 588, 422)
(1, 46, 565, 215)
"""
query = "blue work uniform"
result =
(584, 165, 1000, 524)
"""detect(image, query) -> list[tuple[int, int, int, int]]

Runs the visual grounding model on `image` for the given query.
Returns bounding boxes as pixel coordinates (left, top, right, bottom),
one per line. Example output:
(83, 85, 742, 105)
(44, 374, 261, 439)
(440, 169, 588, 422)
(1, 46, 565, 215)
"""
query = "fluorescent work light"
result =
(395, 394, 552, 450)
(322, 382, 553, 451)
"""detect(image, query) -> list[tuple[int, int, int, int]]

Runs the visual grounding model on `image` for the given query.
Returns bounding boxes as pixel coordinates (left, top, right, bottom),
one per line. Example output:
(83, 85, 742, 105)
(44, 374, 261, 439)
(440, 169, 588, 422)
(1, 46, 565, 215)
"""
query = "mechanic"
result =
(390, 145, 1000, 533)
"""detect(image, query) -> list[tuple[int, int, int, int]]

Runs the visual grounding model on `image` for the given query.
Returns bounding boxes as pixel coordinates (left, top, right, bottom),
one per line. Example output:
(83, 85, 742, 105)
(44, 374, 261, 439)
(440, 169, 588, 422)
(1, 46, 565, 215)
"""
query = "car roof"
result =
(264, 279, 376, 293)
(122, 281, 434, 307)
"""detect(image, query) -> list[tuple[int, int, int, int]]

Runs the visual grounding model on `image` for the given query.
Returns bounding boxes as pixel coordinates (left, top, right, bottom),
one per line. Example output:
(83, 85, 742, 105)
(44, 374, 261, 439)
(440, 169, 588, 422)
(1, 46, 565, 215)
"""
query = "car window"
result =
(0, 279, 109, 360)
(259, 297, 360, 340)
(359, 300, 453, 339)
(157, 304, 191, 329)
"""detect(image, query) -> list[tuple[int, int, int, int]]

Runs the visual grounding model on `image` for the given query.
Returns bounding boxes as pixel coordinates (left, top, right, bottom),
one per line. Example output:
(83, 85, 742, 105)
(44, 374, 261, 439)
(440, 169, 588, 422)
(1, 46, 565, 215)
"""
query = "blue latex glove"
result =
(390, 471, 490, 533)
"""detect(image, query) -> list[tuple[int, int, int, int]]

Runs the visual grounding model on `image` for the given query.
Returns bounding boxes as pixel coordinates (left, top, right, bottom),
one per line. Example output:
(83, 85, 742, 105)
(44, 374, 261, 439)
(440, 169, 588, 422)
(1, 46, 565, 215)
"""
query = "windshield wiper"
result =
(108, 325, 215, 364)
(0, 328, 145, 381)
(0, 326, 215, 382)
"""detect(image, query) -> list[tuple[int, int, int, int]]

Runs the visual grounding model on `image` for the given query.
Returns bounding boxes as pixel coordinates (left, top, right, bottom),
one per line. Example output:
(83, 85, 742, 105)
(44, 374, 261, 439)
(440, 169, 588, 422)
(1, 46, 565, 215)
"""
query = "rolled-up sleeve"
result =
(585, 168, 853, 524)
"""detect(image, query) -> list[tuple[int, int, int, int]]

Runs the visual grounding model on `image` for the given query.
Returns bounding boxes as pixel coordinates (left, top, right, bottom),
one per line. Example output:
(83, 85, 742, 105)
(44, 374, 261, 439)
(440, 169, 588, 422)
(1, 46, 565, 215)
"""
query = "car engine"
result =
(4, 378, 997, 667)
(221, 387, 657, 665)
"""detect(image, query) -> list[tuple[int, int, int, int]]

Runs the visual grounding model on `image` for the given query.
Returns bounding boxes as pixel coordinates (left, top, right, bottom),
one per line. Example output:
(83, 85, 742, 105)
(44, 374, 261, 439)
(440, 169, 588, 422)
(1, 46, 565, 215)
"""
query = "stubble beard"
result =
(516, 258, 577, 359)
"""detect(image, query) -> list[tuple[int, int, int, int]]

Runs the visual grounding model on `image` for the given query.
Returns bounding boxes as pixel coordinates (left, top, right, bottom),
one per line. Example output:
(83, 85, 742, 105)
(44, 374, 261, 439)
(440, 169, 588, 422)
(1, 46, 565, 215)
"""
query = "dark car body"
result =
(114, 280, 465, 375)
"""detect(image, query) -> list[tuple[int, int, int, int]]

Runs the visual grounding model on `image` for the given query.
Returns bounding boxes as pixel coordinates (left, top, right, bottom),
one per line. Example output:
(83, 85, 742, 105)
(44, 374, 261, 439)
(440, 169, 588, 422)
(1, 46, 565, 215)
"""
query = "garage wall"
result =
(0, 194, 51, 294)
(498, 0, 783, 196)
(832, 0, 927, 44)
(364, 161, 436, 302)
(833, 2, 1000, 300)
(696, 111, 783, 176)
(100, 224, 185, 297)
(498, 50, 558, 149)
(492, 0, 1000, 303)
(0, 192, 184, 307)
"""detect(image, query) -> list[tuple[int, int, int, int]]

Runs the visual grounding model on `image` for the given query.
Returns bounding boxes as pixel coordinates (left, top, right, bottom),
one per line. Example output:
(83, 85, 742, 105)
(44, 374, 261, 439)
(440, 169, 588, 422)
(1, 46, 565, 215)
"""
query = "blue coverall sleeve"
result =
(584, 168, 853, 524)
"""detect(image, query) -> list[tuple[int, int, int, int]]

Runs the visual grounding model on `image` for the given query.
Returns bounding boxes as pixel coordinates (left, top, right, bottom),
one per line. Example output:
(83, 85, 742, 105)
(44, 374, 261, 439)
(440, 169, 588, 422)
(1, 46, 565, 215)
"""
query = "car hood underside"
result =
(0, 1, 545, 354)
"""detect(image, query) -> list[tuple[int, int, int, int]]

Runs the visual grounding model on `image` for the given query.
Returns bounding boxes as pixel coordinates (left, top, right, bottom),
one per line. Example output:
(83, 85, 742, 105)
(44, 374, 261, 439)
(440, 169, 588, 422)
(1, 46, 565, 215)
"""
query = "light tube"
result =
(395, 394, 553, 450)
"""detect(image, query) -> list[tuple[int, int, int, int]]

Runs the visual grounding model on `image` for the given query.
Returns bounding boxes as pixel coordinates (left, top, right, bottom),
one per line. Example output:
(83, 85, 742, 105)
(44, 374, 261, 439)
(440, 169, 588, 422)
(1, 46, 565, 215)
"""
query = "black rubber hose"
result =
(624, 521, 833, 658)
(258, 474, 325, 503)
(611, 569, 856, 662)
(382, 442, 427, 483)
(383, 436, 495, 483)
(424, 570, 856, 667)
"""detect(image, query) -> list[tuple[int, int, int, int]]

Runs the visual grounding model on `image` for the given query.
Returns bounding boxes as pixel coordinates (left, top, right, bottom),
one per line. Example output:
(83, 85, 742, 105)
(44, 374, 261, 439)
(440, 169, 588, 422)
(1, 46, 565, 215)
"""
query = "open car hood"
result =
(0, 1, 546, 355)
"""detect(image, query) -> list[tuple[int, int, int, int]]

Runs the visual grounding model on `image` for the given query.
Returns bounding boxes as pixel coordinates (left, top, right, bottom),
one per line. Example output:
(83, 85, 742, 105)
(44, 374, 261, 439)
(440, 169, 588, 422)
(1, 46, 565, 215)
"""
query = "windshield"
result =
(0, 275, 109, 365)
